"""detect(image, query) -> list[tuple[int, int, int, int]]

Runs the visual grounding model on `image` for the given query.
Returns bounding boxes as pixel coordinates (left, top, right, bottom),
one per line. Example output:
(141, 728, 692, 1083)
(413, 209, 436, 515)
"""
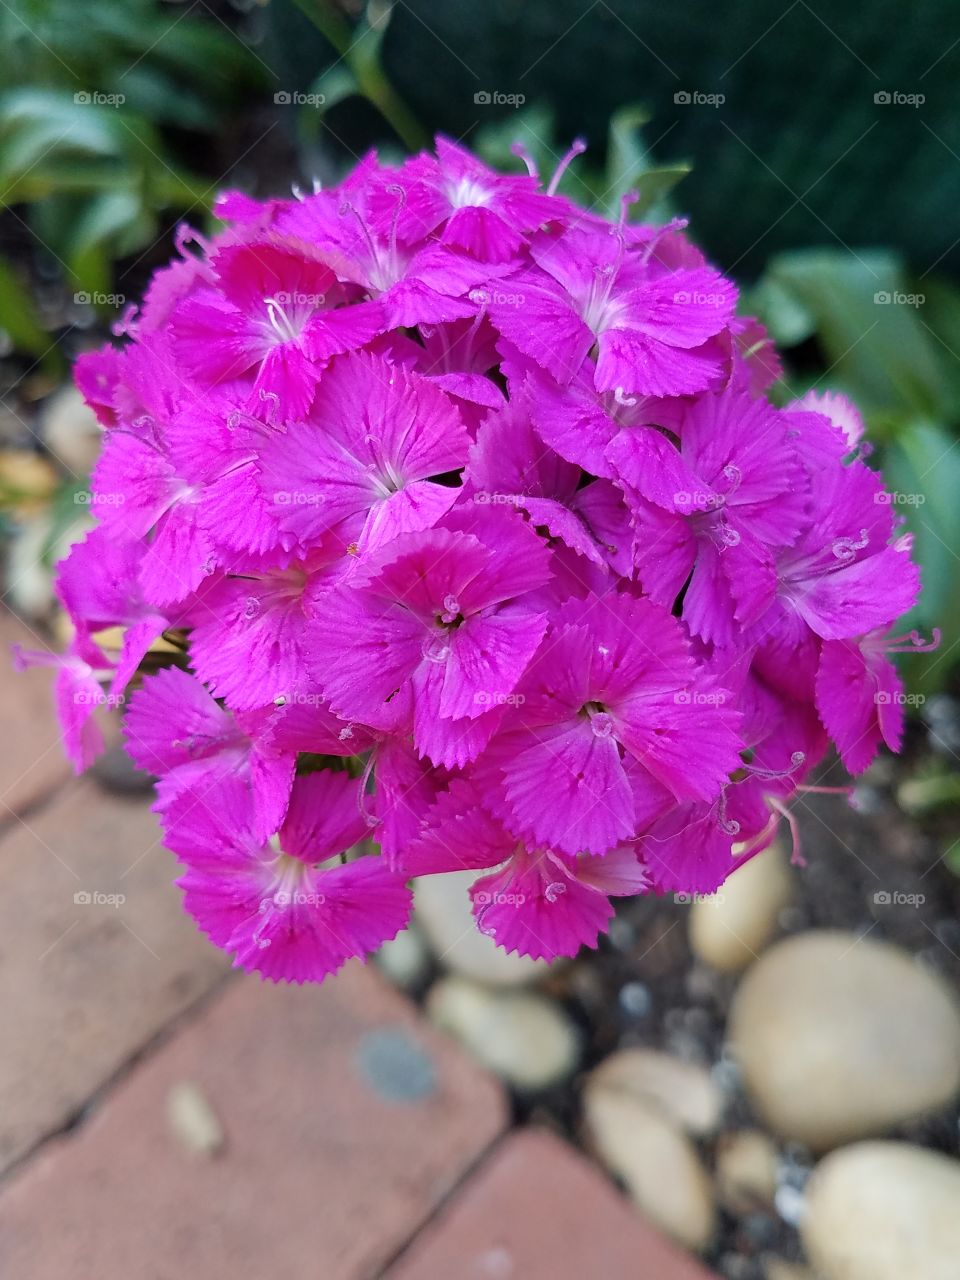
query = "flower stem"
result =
(290, 0, 429, 152)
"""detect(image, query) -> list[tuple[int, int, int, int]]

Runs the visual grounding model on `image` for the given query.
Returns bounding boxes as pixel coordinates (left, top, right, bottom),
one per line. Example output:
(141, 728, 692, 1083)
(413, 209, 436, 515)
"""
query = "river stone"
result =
(689, 842, 793, 972)
(763, 1262, 817, 1280)
(374, 923, 430, 989)
(41, 383, 103, 474)
(414, 870, 548, 986)
(166, 1081, 224, 1158)
(729, 930, 960, 1150)
(426, 976, 580, 1090)
(802, 1141, 960, 1280)
(715, 1129, 779, 1213)
(583, 1086, 716, 1251)
(587, 1047, 724, 1136)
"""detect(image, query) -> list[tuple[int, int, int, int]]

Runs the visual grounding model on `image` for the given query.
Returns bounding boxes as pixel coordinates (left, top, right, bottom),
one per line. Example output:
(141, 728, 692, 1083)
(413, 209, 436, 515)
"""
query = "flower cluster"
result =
(19, 137, 928, 983)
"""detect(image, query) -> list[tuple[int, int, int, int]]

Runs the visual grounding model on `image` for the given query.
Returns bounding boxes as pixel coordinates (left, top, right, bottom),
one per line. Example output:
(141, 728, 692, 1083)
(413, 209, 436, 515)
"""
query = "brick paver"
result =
(0, 778, 227, 1175)
(387, 1127, 720, 1280)
(0, 610, 72, 817)
(0, 965, 508, 1280)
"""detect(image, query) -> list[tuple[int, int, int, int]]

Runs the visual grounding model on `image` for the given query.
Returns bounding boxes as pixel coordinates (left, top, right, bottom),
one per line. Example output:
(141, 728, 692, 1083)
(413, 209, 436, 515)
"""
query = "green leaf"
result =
(349, 5, 392, 86)
(883, 421, 960, 694)
(300, 65, 361, 147)
(474, 102, 558, 175)
(43, 478, 91, 567)
(746, 274, 818, 348)
(0, 92, 126, 200)
(65, 190, 155, 285)
(756, 249, 956, 420)
(605, 104, 690, 220)
(114, 66, 217, 132)
(631, 164, 692, 220)
(0, 256, 59, 366)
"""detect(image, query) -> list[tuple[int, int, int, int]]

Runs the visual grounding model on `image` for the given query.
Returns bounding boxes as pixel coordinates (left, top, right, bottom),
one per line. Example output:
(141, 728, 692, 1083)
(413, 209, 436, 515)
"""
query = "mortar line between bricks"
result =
(0, 969, 241, 1190)
(0, 770, 77, 845)
(372, 1127, 517, 1279)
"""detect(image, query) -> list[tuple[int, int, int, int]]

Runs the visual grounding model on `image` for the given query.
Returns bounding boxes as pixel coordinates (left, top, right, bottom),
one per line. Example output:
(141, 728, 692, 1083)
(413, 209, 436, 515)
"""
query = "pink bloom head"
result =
(27, 137, 928, 981)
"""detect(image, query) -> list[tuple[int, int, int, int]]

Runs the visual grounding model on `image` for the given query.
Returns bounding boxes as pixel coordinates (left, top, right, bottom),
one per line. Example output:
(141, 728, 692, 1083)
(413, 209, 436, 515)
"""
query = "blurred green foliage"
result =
(0, 0, 265, 363)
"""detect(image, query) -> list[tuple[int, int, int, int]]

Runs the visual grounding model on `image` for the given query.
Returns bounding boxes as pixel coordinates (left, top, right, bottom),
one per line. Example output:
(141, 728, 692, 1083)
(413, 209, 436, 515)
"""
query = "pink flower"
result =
(308, 504, 552, 767)
(485, 224, 736, 395)
(21, 138, 930, 982)
(13, 642, 113, 772)
(125, 666, 295, 838)
(815, 628, 938, 774)
(399, 781, 650, 960)
(257, 351, 470, 554)
(172, 242, 381, 417)
(370, 135, 561, 261)
(482, 592, 742, 855)
(167, 771, 411, 983)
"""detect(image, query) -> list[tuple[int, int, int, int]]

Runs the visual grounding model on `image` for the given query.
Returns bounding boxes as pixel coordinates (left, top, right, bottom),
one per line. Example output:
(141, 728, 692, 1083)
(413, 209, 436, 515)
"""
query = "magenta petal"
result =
(309, 586, 424, 729)
(399, 780, 511, 877)
(575, 844, 651, 895)
(815, 638, 902, 774)
(605, 427, 703, 512)
(279, 771, 371, 861)
(596, 329, 721, 397)
(139, 504, 216, 607)
(55, 662, 107, 772)
(503, 721, 636, 855)
(358, 480, 461, 554)
(795, 546, 920, 640)
(411, 659, 505, 769)
(188, 573, 319, 712)
(124, 666, 232, 774)
(250, 343, 319, 419)
(374, 736, 449, 869)
(440, 606, 547, 721)
(471, 852, 614, 961)
(486, 273, 593, 383)
(643, 804, 736, 896)
(180, 854, 412, 984)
